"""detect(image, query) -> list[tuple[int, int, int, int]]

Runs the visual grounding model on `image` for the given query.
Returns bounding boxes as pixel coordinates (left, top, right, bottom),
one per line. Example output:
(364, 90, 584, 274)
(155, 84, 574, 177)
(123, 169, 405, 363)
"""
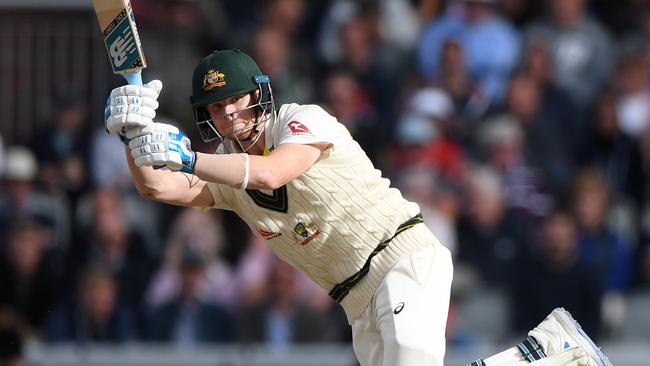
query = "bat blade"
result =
(92, 0, 146, 85)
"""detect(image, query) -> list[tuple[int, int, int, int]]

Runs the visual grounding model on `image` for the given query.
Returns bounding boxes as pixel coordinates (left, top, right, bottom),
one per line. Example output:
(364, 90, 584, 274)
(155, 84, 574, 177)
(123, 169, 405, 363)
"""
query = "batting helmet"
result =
(190, 49, 274, 144)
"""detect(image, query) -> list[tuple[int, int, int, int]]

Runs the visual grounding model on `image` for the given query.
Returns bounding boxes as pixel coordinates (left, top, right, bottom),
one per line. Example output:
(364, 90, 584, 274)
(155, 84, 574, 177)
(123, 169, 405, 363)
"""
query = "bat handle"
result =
(123, 71, 143, 86)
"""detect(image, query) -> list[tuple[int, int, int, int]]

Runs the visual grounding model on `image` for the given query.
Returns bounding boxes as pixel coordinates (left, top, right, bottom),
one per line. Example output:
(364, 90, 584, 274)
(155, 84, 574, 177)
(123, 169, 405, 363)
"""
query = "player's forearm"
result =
(193, 152, 292, 190)
(192, 152, 249, 189)
(124, 144, 171, 197)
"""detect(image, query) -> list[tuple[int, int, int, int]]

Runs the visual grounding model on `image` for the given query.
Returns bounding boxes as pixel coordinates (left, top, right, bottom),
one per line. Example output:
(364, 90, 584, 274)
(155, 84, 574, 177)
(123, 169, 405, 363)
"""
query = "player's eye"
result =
(208, 103, 223, 112)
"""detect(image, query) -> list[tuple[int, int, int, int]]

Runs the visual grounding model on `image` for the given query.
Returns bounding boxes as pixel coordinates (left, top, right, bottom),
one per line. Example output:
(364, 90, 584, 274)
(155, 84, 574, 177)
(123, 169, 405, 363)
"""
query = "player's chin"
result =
(233, 126, 257, 141)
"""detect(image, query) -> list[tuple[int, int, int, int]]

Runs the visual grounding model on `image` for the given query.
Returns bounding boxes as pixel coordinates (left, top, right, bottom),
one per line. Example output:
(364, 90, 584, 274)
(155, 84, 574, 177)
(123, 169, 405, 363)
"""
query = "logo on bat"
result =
(109, 28, 136, 67)
(203, 69, 226, 91)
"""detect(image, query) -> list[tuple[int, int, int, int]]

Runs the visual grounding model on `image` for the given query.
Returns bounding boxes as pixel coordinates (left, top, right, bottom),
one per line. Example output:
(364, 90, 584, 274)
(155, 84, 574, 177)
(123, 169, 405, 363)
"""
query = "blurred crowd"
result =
(2, 0, 650, 359)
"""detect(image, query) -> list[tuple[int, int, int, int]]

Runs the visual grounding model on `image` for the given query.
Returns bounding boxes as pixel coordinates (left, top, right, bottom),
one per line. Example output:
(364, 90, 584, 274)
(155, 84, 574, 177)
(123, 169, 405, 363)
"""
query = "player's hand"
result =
(126, 122, 196, 174)
(105, 79, 163, 134)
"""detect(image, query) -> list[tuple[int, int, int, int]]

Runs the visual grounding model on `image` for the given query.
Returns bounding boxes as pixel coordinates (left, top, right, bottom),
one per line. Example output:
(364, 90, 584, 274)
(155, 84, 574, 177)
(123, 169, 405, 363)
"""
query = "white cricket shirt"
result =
(205, 103, 437, 321)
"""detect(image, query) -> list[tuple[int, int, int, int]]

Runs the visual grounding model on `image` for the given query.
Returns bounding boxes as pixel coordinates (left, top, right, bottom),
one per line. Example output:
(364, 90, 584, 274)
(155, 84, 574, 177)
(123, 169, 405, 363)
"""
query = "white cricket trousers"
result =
(351, 241, 453, 366)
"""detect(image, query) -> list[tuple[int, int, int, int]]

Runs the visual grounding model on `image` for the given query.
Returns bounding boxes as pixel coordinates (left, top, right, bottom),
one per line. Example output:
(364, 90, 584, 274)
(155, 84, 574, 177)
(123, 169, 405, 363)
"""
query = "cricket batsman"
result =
(104, 49, 612, 366)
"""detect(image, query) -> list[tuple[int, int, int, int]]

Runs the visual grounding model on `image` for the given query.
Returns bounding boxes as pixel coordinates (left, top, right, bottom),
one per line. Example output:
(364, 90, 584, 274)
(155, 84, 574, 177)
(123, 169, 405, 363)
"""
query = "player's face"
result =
(206, 91, 258, 140)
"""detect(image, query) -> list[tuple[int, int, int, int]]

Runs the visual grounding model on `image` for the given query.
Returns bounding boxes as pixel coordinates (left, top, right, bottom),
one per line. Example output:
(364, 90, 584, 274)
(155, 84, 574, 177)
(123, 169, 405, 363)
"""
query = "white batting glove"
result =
(126, 122, 197, 174)
(105, 79, 163, 134)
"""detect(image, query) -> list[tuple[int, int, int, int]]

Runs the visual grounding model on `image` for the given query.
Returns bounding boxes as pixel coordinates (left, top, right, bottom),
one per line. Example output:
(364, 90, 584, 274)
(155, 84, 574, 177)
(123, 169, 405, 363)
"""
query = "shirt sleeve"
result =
(275, 104, 350, 148)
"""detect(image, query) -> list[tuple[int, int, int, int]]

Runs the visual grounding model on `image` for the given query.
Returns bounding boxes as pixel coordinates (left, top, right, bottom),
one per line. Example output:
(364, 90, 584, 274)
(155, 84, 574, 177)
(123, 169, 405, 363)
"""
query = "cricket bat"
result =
(92, 0, 146, 86)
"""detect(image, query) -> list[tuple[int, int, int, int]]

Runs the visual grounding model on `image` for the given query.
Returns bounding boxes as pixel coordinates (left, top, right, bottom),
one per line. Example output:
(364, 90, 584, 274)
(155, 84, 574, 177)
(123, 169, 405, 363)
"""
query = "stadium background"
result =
(0, 0, 649, 365)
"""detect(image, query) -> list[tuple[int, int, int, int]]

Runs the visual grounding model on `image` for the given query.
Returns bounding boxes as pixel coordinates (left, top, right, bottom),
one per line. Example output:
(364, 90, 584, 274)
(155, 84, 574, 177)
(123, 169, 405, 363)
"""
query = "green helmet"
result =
(191, 49, 274, 147)
(191, 49, 266, 107)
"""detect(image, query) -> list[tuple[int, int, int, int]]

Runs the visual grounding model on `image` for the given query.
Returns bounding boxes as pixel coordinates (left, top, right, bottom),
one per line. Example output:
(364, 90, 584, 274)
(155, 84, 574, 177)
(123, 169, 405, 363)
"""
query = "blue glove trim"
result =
(179, 152, 196, 174)
(119, 132, 130, 145)
(167, 132, 196, 174)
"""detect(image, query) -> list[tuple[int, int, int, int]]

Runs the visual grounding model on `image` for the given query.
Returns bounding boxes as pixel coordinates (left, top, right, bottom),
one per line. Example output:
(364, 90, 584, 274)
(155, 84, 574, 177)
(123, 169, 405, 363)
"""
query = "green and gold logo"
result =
(292, 222, 321, 246)
(202, 69, 226, 91)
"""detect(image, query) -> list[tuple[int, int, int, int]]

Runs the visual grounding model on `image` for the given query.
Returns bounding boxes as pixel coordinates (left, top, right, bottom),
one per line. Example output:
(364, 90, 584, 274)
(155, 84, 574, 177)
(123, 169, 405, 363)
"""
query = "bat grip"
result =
(123, 71, 143, 86)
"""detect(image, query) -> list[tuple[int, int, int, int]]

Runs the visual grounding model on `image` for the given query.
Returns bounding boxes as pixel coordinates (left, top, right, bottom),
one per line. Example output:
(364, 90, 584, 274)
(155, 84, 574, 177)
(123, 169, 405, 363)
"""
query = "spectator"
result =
(66, 187, 157, 332)
(46, 266, 135, 343)
(252, 25, 315, 105)
(90, 127, 133, 190)
(317, 0, 371, 64)
(334, 7, 407, 135)
(0, 217, 62, 333)
(0, 146, 68, 250)
(520, 41, 583, 139)
(418, 0, 522, 104)
(398, 165, 461, 255)
(260, 0, 308, 42)
(435, 39, 490, 123)
(322, 70, 383, 165)
(571, 168, 635, 336)
(579, 92, 646, 207)
(392, 86, 463, 178)
(376, 0, 423, 51)
(456, 165, 531, 288)
(29, 96, 89, 196)
(525, 0, 615, 108)
(145, 247, 235, 345)
(478, 115, 552, 226)
(572, 169, 635, 293)
(497, 73, 579, 195)
(512, 211, 603, 339)
(237, 259, 346, 348)
(613, 54, 650, 142)
(145, 208, 235, 309)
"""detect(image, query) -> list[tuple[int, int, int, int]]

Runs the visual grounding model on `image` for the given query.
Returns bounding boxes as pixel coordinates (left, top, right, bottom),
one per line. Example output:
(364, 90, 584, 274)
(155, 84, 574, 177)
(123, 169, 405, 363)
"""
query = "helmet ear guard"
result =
(252, 75, 274, 116)
(194, 106, 219, 143)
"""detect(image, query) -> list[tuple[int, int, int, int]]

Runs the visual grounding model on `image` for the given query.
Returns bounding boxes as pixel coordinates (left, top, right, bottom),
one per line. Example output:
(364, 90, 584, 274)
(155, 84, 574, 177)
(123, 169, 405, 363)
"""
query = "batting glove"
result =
(126, 122, 197, 174)
(105, 79, 163, 135)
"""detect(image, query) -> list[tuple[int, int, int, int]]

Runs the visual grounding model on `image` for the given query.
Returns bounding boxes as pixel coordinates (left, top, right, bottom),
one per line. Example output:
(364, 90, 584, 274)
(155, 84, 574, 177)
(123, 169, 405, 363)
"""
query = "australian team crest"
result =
(203, 69, 226, 91)
(292, 222, 321, 246)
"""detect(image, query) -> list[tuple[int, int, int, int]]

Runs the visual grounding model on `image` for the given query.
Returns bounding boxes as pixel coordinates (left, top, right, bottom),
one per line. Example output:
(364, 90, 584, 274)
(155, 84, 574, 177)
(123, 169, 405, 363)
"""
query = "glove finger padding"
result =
(105, 79, 163, 134)
(109, 80, 162, 99)
(127, 123, 179, 144)
(128, 122, 196, 173)
(108, 95, 159, 110)
(106, 104, 157, 119)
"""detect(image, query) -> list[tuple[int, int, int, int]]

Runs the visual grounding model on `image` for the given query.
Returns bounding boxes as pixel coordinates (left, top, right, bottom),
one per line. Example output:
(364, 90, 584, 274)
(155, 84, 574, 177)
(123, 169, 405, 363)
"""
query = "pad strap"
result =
(467, 359, 485, 366)
(517, 336, 547, 362)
